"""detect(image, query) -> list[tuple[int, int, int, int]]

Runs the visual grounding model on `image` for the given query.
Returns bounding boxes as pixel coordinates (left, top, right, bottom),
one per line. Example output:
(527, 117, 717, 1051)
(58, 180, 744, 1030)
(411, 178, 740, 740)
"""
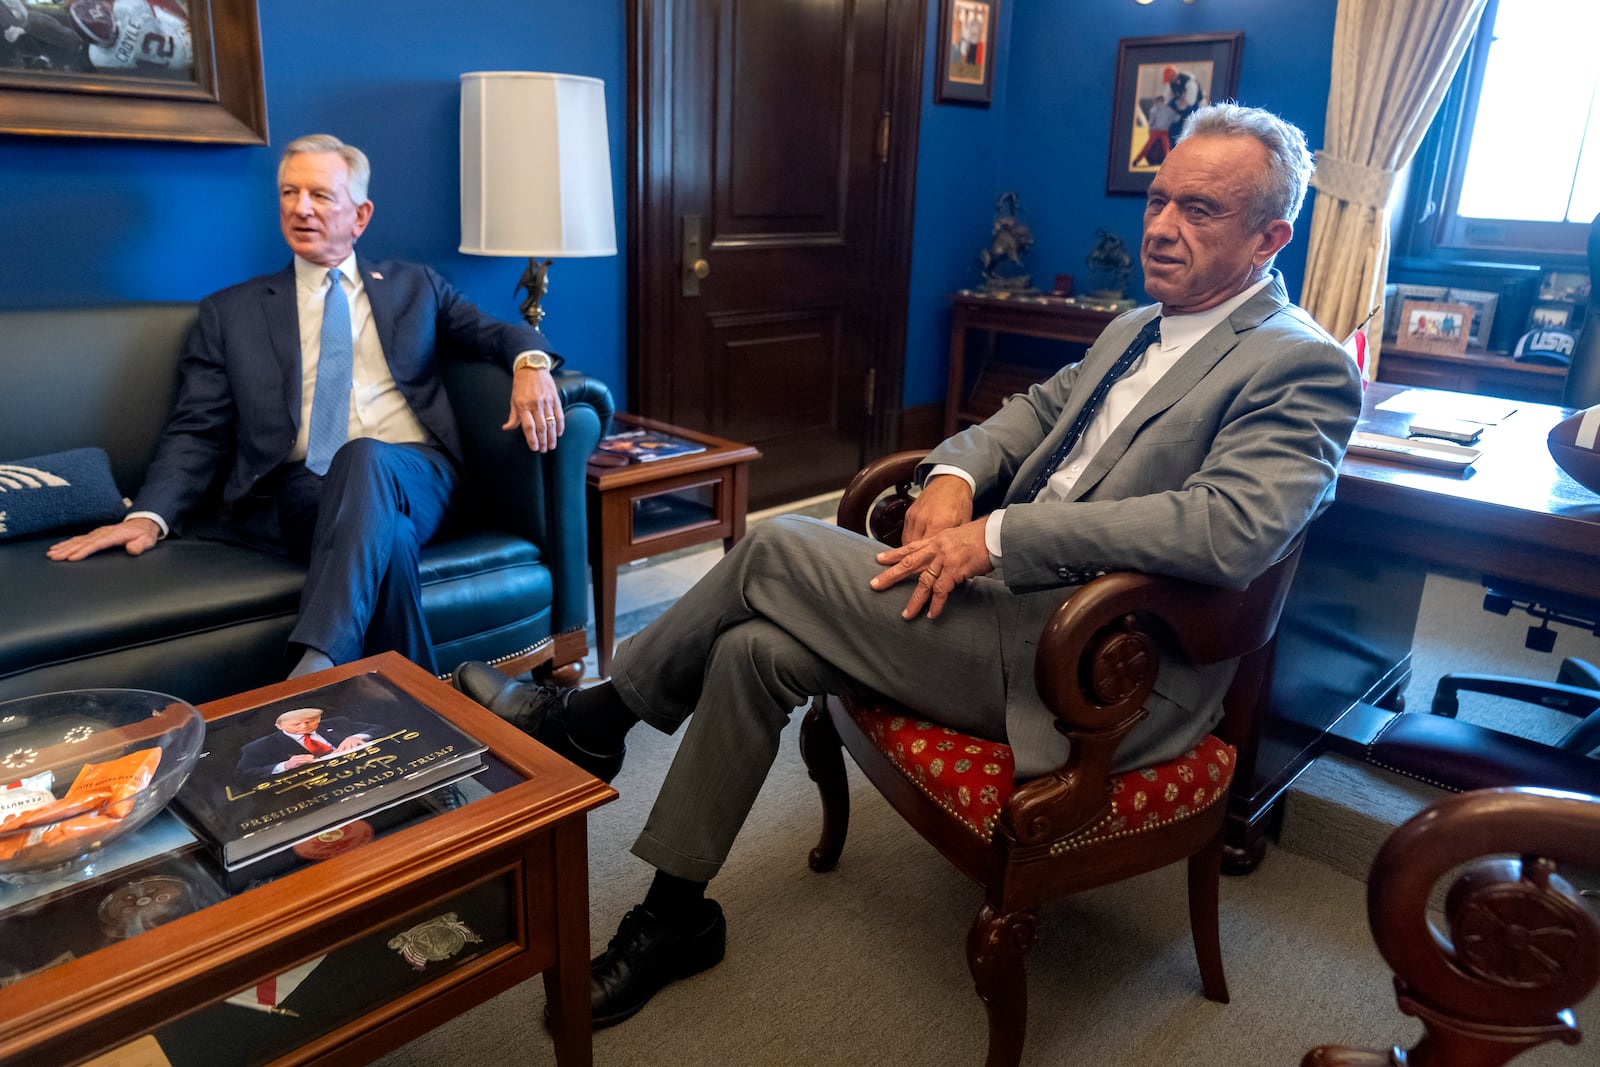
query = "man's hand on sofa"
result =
(47, 517, 162, 562)
(503, 365, 566, 453)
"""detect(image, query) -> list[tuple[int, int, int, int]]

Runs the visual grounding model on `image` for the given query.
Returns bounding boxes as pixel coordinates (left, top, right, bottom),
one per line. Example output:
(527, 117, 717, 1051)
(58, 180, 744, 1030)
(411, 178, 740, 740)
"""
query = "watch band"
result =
(514, 351, 553, 373)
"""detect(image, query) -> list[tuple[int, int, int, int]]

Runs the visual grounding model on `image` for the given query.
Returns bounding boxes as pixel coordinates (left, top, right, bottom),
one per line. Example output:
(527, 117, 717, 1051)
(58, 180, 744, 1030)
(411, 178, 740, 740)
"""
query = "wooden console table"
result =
(586, 415, 761, 677)
(944, 292, 1119, 435)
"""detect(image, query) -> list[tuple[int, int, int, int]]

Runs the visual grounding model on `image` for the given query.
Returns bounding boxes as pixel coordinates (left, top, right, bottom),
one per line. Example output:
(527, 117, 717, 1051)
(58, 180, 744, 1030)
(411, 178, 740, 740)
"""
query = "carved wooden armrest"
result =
(1008, 540, 1304, 846)
(836, 450, 927, 546)
(1303, 787, 1600, 1067)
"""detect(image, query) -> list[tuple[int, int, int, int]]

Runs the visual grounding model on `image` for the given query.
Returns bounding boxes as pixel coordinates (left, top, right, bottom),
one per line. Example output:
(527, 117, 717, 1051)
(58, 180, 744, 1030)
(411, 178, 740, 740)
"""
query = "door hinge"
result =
(876, 112, 891, 163)
(863, 368, 877, 416)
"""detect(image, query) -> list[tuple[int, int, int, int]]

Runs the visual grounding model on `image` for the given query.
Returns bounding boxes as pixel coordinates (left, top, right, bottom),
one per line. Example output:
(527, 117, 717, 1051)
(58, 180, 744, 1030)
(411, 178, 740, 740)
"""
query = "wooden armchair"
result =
(1304, 787, 1600, 1067)
(799, 451, 1305, 1067)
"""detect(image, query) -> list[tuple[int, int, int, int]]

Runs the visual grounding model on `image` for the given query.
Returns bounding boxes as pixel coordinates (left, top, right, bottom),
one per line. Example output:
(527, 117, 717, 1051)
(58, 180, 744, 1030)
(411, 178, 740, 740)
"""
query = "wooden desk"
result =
(0, 653, 616, 1067)
(1376, 346, 1566, 404)
(586, 416, 761, 677)
(944, 292, 1118, 435)
(1229, 383, 1600, 865)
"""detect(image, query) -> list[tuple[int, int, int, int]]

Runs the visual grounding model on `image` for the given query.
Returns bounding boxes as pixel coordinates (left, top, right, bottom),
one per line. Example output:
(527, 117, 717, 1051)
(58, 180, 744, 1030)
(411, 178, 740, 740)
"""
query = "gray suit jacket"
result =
(922, 273, 1362, 776)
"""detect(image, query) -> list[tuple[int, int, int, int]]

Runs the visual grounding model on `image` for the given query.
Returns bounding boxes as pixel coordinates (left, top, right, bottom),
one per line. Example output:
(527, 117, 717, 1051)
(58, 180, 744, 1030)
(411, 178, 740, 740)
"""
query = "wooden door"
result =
(630, 0, 924, 509)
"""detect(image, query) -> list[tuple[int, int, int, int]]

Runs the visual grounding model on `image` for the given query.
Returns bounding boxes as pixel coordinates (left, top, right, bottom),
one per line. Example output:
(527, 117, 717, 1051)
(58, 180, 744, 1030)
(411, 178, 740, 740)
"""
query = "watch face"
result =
(517, 353, 552, 372)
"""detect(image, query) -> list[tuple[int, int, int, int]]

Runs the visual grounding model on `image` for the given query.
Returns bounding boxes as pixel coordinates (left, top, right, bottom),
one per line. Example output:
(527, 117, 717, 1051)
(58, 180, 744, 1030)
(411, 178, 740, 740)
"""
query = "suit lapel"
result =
(262, 264, 302, 428)
(359, 256, 400, 368)
(1002, 310, 1161, 506)
(1066, 274, 1291, 501)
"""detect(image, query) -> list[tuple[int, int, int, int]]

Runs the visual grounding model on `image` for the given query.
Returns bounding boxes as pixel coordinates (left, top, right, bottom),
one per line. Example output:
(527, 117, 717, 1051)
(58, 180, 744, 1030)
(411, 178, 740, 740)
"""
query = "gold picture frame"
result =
(0, 0, 267, 145)
(1393, 300, 1473, 356)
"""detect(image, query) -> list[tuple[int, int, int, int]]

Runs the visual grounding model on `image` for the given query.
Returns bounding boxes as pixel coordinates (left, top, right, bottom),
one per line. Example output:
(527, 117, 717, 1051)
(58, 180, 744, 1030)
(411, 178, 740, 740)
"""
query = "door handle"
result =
(682, 215, 708, 297)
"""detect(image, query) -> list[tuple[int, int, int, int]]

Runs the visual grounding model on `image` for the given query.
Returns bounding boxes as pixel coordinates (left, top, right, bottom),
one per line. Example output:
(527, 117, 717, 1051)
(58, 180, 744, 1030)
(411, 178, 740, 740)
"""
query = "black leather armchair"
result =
(0, 303, 612, 706)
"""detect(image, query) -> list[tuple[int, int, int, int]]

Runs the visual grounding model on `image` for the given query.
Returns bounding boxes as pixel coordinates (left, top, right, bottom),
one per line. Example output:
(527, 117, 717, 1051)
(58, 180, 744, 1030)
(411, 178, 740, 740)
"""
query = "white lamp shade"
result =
(460, 71, 617, 258)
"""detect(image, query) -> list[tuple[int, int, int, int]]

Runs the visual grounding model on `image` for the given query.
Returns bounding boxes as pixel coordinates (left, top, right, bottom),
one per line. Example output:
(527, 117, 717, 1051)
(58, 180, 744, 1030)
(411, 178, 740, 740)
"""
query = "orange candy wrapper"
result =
(0, 748, 162, 861)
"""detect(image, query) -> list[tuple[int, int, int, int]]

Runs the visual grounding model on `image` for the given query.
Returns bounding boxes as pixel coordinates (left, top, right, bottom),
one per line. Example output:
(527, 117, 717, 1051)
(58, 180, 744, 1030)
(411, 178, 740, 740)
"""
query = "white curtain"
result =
(1299, 0, 1490, 376)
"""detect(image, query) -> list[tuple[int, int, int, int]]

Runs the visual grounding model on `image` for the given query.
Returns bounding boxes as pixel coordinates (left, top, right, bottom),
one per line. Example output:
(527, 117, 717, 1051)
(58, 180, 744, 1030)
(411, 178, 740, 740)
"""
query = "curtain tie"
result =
(1310, 151, 1397, 210)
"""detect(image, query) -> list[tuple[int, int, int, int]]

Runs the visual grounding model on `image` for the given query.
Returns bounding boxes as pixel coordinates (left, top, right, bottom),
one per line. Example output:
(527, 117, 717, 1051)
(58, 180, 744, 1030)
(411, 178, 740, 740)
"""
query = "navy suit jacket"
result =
(131, 257, 555, 530)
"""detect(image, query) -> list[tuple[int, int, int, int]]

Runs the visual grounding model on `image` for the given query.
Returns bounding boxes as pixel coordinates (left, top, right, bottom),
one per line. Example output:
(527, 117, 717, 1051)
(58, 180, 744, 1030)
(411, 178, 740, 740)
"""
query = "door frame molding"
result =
(626, 0, 927, 456)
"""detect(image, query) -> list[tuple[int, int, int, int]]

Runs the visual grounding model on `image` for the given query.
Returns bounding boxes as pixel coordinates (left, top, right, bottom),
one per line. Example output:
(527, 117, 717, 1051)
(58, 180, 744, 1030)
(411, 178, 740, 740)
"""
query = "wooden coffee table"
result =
(0, 653, 615, 1067)
(586, 415, 761, 676)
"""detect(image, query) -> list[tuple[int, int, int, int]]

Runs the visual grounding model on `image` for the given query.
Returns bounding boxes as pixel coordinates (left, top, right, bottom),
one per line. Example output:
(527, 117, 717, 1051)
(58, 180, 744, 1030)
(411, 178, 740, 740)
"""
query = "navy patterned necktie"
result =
(1020, 316, 1162, 503)
(306, 269, 353, 476)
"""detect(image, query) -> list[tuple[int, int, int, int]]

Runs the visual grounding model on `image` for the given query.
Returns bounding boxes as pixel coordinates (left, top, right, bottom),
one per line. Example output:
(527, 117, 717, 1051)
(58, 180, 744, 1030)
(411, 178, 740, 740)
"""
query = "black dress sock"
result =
(565, 681, 637, 756)
(643, 869, 708, 923)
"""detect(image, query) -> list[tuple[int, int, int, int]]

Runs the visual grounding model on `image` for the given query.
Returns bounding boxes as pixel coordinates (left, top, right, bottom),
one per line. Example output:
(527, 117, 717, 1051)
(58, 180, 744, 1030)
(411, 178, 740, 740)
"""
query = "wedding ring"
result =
(544, 416, 557, 422)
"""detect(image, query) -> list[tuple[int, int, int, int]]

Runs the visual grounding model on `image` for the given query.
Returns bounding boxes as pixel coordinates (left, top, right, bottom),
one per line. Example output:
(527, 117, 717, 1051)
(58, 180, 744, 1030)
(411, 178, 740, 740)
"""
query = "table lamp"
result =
(459, 71, 617, 329)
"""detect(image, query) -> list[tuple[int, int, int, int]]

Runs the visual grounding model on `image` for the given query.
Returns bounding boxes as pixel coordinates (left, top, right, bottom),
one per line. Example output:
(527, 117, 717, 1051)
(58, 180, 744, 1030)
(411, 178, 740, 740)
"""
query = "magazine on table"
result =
(593, 428, 707, 465)
(172, 674, 485, 871)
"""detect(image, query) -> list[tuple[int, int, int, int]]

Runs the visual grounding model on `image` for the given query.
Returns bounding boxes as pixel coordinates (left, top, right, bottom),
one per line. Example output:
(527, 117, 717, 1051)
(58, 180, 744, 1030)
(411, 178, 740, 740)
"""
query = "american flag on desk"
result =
(1341, 305, 1382, 390)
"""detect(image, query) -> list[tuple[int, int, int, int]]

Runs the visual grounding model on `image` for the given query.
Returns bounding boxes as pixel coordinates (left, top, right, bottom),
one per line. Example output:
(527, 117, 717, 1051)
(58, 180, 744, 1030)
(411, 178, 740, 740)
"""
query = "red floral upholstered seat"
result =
(849, 706, 1236, 849)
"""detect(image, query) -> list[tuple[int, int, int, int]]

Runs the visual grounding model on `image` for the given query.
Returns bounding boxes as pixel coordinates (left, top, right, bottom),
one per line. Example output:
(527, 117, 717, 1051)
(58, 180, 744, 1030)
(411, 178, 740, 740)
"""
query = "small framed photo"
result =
(1445, 287, 1499, 349)
(1538, 270, 1591, 304)
(1106, 32, 1244, 194)
(1392, 300, 1473, 356)
(936, 0, 999, 106)
(1528, 302, 1575, 330)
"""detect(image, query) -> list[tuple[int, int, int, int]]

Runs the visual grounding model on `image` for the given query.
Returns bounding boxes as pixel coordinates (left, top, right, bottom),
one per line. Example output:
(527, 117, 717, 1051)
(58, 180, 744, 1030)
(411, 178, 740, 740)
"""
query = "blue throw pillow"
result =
(0, 448, 128, 542)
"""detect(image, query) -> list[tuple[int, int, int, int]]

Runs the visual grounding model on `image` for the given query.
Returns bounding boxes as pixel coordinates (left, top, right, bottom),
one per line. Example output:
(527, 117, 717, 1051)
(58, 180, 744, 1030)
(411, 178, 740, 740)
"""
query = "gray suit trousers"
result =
(609, 514, 1018, 883)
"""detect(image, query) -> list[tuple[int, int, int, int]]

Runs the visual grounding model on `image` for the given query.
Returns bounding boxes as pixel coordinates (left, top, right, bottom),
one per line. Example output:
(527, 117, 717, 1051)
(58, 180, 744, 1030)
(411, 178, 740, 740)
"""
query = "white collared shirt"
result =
(931, 276, 1274, 560)
(290, 254, 432, 462)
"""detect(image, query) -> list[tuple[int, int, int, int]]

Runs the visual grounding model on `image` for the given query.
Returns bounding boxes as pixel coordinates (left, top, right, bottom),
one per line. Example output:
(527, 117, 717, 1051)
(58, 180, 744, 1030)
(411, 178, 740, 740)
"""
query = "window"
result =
(1419, 0, 1600, 257)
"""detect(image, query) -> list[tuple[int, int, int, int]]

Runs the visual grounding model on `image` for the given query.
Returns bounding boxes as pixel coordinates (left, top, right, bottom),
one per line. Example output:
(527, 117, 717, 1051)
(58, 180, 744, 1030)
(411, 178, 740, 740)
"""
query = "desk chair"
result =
(798, 451, 1305, 1067)
(1304, 787, 1600, 1067)
(1483, 211, 1600, 653)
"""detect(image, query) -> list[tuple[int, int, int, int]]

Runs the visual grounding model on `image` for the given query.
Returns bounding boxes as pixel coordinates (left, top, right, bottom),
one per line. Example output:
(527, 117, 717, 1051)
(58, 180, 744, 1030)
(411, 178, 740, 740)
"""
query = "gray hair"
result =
(279, 134, 371, 205)
(1175, 102, 1314, 229)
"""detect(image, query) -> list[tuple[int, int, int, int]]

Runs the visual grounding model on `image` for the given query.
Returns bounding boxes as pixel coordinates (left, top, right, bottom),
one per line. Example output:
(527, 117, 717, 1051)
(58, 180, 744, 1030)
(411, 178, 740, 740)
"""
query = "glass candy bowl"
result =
(0, 689, 204, 881)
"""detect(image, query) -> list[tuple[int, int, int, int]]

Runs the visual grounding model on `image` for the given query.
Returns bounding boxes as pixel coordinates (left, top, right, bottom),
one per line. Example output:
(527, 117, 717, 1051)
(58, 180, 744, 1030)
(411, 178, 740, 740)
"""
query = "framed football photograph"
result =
(1107, 32, 1243, 194)
(0, 0, 267, 144)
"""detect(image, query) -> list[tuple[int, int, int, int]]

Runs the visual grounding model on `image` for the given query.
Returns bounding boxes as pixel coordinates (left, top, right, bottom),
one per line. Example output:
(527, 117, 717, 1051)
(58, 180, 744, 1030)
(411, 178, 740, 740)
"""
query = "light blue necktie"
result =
(306, 269, 353, 476)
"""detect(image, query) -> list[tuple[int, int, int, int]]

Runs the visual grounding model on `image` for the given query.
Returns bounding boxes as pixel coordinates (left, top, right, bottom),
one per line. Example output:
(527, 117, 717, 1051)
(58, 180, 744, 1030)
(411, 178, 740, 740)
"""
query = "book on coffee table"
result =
(172, 674, 485, 871)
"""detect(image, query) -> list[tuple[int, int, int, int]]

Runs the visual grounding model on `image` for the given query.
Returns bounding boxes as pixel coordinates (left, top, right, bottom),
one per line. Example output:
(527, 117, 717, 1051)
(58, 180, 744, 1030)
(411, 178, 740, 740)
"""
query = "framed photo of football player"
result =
(936, 0, 997, 106)
(0, 0, 266, 145)
(1107, 32, 1244, 195)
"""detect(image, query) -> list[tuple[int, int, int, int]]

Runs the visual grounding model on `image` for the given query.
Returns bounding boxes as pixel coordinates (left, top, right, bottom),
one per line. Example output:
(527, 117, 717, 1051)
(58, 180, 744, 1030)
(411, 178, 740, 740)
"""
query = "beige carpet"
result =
(373, 700, 1599, 1067)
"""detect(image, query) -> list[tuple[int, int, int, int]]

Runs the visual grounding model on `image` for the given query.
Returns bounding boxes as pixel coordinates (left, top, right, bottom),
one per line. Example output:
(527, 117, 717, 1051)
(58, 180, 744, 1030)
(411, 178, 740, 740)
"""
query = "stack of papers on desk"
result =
(1347, 432, 1482, 471)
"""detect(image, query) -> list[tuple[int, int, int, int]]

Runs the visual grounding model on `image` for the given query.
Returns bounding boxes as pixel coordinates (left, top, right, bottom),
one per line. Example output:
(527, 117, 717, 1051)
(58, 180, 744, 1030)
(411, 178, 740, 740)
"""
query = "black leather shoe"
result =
(451, 660, 563, 733)
(452, 661, 626, 783)
(590, 900, 726, 1029)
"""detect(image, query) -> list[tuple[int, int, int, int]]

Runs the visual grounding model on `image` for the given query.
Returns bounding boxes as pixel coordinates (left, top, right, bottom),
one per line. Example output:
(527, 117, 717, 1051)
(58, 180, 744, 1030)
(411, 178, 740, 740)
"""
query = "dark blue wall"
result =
(1, 1, 1337, 415)
(903, 0, 1339, 407)
(0, 1, 629, 392)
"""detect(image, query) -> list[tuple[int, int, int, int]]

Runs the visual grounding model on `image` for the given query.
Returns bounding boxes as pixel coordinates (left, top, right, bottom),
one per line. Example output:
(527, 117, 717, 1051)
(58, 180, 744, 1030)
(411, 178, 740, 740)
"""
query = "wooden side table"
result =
(945, 292, 1120, 434)
(586, 415, 761, 676)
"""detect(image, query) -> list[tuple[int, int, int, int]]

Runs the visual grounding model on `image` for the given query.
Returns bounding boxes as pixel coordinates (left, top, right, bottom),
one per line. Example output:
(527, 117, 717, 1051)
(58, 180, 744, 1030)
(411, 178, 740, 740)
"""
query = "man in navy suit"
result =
(48, 134, 564, 677)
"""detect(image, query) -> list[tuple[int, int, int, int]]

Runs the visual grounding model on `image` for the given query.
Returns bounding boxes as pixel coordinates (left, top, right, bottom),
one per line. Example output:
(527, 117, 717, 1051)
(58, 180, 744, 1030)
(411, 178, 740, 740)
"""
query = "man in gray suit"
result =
(455, 102, 1363, 1027)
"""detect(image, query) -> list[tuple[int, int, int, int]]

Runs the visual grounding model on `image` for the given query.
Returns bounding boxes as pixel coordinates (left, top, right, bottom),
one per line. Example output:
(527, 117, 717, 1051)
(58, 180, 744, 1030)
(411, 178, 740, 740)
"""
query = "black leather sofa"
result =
(0, 303, 612, 706)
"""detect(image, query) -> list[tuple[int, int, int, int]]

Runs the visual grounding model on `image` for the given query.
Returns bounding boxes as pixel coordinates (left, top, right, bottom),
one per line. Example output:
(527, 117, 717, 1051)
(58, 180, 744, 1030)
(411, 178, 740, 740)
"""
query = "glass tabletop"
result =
(0, 683, 528, 991)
